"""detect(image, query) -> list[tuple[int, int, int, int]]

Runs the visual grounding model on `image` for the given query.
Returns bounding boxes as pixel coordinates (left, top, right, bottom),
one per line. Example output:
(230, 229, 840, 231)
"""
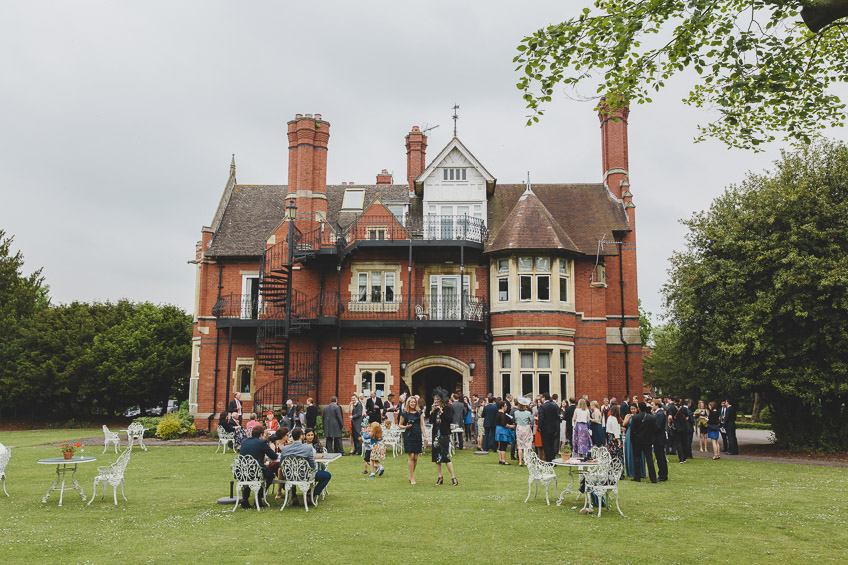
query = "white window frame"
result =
(241, 274, 261, 319)
(518, 349, 552, 398)
(442, 168, 468, 181)
(354, 271, 397, 303)
(341, 189, 365, 210)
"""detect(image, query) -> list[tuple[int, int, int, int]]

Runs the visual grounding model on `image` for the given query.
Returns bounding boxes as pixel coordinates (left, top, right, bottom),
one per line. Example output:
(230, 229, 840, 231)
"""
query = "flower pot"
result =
(63, 451, 73, 460)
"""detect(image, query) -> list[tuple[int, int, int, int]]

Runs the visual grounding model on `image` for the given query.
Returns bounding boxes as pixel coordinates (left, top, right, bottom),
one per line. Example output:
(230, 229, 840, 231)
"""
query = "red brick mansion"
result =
(188, 108, 641, 426)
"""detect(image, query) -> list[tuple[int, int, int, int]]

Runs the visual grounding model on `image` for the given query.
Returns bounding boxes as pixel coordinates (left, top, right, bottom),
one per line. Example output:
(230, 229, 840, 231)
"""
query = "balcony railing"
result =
(212, 292, 320, 321)
(322, 292, 487, 322)
(346, 214, 488, 246)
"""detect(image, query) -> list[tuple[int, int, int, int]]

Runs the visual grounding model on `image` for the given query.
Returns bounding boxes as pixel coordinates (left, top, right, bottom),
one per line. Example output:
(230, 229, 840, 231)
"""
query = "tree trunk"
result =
(751, 392, 761, 422)
(801, 0, 848, 33)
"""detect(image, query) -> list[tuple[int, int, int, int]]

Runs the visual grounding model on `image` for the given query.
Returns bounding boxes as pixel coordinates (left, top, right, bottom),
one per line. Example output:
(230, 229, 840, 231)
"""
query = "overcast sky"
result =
(2, 1, 844, 324)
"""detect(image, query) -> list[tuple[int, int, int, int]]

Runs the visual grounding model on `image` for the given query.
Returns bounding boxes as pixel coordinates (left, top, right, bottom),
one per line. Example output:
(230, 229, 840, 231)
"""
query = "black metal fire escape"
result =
(253, 213, 321, 414)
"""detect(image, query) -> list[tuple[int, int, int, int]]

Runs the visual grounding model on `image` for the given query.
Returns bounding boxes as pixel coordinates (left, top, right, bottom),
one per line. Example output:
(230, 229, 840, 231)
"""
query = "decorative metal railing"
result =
(346, 214, 488, 246)
(320, 292, 487, 322)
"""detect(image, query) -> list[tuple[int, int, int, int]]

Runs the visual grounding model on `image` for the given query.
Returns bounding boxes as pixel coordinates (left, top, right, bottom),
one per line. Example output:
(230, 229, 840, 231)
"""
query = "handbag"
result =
(707, 423, 720, 432)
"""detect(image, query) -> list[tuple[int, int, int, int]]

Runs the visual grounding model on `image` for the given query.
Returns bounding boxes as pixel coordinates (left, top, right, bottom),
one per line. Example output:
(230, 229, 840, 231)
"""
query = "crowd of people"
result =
(218, 388, 740, 506)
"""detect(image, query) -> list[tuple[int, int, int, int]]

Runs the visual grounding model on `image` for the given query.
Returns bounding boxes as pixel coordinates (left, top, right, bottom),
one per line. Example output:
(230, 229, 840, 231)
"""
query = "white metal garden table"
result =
(38, 456, 97, 506)
(550, 458, 599, 507)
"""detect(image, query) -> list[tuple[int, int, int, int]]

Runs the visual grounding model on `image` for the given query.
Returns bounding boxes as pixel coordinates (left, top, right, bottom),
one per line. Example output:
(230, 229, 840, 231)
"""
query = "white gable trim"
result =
(414, 138, 496, 196)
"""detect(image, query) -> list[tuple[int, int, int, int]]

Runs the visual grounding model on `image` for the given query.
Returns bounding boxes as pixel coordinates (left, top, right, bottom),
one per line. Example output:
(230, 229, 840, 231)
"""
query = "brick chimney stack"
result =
(287, 113, 330, 219)
(376, 169, 392, 185)
(598, 102, 630, 202)
(405, 126, 427, 196)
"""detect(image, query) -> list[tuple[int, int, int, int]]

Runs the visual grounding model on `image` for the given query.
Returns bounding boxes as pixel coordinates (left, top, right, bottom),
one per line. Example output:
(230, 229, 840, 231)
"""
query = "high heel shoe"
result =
(451, 477, 458, 486)
(435, 476, 444, 485)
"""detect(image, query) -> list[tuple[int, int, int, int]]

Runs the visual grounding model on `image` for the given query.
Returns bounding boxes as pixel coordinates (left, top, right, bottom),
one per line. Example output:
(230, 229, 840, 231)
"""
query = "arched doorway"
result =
(412, 366, 462, 409)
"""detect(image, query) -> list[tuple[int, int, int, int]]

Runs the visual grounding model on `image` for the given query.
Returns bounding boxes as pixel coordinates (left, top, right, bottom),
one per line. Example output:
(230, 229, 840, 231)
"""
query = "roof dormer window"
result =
(443, 168, 467, 181)
(341, 189, 365, 210)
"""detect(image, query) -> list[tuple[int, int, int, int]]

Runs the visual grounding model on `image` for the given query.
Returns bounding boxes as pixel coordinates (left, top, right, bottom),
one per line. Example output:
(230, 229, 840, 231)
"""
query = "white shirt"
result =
(605, 416, 621, 438)
(573, 408, 590, 424)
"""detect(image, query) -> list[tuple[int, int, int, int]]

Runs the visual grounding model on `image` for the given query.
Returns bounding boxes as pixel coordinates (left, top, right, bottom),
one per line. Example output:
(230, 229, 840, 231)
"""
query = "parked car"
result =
(147, 400, 179, 416)
(123, 406, 141, 418)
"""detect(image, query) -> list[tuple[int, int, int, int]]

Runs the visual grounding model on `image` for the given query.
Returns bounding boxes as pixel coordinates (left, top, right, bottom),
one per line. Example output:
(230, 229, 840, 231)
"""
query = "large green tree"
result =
(515, 0, 848, 149)
(0, 230, 48, 418)
(662, 140, 848, 450)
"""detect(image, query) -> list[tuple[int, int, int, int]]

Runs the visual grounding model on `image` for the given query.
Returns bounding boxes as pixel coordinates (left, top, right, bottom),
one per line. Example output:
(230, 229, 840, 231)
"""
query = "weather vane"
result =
(452, 104, 460, 137)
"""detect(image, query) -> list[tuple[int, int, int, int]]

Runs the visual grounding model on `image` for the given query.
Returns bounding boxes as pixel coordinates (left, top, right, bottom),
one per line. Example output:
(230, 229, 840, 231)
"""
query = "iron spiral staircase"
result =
(252, 223, 321, 413)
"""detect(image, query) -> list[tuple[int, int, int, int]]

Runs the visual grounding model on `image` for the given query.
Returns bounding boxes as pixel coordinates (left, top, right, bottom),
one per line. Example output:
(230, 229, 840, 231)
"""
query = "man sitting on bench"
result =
(280, 428, 332, 506)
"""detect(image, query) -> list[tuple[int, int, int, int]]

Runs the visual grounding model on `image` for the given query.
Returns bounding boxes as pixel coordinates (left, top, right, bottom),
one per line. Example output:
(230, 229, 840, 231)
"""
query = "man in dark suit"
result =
(350, 393, 363, 455)
(537, 392, 561, 462)
(630, 402, 657, 483)
(651, 399, 669, 481)
(723, 398, 739, 455)
(227, 392, 243, 426)
(482, 397, 499, 452)
(322, 396, 345, 454)
(238, 424, 278, 508)
(366, 391, 383, 424)
(565, 398, 576, 449)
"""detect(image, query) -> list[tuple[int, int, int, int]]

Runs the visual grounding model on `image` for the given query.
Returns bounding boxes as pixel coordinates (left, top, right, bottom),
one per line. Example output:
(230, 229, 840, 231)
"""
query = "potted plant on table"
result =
(61, 443, 81, 460)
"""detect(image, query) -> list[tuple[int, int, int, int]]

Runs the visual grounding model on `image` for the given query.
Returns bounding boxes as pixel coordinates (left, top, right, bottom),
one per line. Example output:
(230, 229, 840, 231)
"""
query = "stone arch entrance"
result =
(404, 355, 472, 409)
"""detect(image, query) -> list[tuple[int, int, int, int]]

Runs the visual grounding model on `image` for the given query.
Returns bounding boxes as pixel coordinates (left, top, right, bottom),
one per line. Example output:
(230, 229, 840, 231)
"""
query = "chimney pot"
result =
(342, 182, 346, 186)
(295, 113, 303, 119)
(381, 169, 388, 174)
(315, 113, 322, 120)
(305, 113, 313, 118)
(412, 126, 420, 132)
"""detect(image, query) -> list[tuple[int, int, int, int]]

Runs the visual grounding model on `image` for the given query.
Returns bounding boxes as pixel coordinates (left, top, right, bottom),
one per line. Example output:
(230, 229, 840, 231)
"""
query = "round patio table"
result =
(38, 456, 97, 506)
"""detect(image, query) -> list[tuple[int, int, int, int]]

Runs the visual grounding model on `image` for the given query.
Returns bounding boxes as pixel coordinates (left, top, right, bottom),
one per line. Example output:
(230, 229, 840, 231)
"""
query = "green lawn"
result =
(1, 428, 102, 448)
(0, 431, 846, 563)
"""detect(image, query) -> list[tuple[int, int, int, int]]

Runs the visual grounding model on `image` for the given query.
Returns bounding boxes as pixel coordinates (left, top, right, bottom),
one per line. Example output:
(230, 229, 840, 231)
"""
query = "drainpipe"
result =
(209, 263, 224, 431)
(225, 326, 233, 412)
(617, 239, 630, 398)
(335, 262, 342, 398)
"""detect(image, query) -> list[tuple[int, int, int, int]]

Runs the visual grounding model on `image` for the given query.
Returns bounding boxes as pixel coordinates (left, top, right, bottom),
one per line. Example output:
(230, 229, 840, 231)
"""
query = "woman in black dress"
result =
(428, 388, 458, 486)
(305, 397, 318, 430)
(400, 396, 426, 485)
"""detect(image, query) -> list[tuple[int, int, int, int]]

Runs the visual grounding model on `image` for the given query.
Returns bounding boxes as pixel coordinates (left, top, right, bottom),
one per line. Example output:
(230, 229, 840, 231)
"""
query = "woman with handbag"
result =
(694, 400, 709, 452)
(706, 401, 722, 459)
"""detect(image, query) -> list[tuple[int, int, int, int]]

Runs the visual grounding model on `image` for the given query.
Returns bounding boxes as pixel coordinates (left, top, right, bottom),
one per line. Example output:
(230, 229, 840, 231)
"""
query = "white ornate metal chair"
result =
(216, 425, 235, 454)
(582, 446, 625, 517)
(230, 455, 269, 512)
(382, 425, 403, 458)
(102, 425, 120, 454)
(279, 455, 317, 512)
(415, 305, 428, 320)
(0, 443, 10, 496)
(524, 450, 558, 505)
(88, 447, 132, 506)
(126, 422, 147, 451)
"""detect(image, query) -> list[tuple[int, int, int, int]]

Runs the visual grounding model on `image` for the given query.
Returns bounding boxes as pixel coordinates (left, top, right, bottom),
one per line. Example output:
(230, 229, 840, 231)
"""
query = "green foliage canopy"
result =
(661, 140, 848, 449)
(515, 0, 848, 149)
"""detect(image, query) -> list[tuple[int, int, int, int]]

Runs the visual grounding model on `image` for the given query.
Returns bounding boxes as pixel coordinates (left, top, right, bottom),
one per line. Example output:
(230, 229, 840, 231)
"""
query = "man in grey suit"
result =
(280, 428, 332, 505)
(450, 394, 467, 450)
(350, 393, 363, 455)
(322, 396, 345, 455)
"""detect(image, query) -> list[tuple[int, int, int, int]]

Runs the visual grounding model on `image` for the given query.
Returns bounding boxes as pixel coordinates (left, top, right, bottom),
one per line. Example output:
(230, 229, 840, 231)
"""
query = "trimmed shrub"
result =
(156, 414, 182, 440)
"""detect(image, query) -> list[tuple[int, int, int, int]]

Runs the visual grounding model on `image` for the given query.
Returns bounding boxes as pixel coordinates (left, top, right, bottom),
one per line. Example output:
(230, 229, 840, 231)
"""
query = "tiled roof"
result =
(326, 184, 410, 230)
(487, 184, 630, 256)
(206, 185, 286, 257)
(486, 188, 579, 254)
(206, 184, 412, 257)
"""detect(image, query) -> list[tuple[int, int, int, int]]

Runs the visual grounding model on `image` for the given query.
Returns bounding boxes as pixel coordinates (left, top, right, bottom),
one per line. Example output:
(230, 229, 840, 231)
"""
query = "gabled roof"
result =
(206, 185, 286, 257)
(487, 183, 630, 256)
(206, 183, 412, 258)
(414, 137, 496, 196)
(486, 187, 579, 254)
